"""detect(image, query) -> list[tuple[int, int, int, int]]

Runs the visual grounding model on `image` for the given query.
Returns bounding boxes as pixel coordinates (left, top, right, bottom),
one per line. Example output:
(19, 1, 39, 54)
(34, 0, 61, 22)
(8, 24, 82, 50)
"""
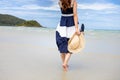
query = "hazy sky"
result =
(0, 0, 120, 30)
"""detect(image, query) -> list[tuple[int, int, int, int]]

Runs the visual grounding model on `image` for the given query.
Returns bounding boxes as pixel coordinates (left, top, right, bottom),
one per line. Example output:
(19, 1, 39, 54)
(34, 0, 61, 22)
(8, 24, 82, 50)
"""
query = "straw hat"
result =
(68, 33, 85, 53)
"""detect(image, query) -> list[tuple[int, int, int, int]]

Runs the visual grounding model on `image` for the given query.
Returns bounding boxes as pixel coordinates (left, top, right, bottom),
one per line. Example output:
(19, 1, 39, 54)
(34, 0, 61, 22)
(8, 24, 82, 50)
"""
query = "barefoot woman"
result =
(56, 0, 80, 71)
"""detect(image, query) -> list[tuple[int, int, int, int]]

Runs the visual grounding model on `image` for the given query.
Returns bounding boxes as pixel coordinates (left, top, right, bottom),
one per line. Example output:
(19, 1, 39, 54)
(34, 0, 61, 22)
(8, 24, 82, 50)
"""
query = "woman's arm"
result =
(73, 0, 80, 34)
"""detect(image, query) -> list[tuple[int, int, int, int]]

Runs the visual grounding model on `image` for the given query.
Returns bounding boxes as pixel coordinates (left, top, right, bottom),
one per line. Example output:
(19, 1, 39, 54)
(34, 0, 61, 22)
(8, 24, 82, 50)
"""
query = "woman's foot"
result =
(62, 64, 68, 71)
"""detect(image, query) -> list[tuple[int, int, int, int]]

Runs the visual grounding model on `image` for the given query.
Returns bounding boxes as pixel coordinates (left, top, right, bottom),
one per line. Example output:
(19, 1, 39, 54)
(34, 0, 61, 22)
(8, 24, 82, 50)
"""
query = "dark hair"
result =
(60, 0, 71, 11)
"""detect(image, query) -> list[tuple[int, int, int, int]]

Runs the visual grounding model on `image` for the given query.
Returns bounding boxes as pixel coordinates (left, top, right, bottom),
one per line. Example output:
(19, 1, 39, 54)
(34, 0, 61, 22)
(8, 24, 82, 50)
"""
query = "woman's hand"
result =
(75, 29, 81, 35)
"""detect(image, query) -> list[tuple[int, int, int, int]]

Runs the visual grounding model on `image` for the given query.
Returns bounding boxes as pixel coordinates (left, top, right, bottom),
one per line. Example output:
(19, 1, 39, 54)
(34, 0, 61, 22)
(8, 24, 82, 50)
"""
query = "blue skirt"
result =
(56, 15, 76, 53)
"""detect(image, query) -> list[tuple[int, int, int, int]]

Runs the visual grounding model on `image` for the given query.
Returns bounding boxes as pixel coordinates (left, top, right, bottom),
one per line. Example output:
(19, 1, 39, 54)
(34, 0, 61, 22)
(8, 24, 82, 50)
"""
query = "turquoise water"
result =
(0, 26, 120, 33)
(0, 26, 120, 54)
(84, 30, 120, 54)
(0, 26, 54, 32)
(0, 26, 120, 43)
(0, 26, 120, 41)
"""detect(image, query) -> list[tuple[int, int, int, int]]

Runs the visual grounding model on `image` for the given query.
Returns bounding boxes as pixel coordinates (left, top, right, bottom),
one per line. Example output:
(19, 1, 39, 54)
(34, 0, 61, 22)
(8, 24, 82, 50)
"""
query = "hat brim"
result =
(68, 33, 85, 53)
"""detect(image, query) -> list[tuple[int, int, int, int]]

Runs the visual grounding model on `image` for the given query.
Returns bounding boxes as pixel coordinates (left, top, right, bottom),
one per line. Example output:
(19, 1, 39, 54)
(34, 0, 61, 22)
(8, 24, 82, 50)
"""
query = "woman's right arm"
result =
(73, 0, 80, 35)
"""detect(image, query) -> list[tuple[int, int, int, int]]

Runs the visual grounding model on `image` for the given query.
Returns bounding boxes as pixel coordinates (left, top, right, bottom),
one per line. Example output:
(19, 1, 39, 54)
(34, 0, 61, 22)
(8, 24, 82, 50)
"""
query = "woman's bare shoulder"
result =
(72, 0, 77, 6)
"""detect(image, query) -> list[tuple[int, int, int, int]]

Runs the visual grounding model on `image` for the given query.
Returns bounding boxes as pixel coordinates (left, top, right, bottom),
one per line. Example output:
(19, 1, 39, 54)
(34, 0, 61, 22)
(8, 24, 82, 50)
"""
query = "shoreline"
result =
(0, 26, 120, 31)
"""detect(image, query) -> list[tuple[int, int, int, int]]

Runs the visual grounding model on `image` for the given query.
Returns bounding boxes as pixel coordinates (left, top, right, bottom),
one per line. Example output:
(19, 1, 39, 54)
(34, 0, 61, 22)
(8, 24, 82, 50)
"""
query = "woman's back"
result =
(59, 0, 74, 14)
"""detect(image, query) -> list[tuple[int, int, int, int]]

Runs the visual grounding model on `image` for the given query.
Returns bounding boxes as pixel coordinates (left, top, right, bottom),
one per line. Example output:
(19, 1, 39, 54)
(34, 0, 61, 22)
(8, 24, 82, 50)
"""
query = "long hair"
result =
(60, 0, 71, 11)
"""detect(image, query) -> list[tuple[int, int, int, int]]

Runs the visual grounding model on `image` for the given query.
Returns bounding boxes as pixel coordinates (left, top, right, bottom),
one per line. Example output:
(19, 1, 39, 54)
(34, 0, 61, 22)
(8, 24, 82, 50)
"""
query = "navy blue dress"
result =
(56, 0, 77, 53)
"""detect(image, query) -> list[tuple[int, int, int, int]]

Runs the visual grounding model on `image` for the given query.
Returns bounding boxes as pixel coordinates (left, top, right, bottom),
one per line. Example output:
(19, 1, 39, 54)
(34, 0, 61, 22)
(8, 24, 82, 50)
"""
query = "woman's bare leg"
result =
(63, 53, 71, 71)
(61, 53, 65, 63)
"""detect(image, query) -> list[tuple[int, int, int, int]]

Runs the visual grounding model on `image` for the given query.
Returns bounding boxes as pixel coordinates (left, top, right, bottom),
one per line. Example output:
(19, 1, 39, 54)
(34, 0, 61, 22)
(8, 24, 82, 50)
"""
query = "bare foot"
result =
(62, 64, 68, 71)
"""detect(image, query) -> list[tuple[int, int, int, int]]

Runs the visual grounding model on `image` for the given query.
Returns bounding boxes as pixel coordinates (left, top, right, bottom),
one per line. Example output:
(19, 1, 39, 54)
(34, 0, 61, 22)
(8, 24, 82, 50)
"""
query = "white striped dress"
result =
(56, 0, 78, 53)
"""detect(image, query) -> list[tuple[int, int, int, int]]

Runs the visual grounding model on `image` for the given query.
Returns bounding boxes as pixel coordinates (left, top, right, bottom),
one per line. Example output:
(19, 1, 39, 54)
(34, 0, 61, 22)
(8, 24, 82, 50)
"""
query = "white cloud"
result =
(21, 0, 59, 11)
(23, 2, 119, 11)
(21, 4, 59, 11)
(0, 0, 59, 11)
(0, 4, 59, 11)
(1, 0, 119, 12)
(78, 3, 119, 10)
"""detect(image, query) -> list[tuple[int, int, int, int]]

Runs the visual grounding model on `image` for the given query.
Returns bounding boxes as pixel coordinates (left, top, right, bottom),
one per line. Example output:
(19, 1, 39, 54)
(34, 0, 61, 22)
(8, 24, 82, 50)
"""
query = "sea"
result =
(0, 26, 120, 54)
(0, 26, 119, 38)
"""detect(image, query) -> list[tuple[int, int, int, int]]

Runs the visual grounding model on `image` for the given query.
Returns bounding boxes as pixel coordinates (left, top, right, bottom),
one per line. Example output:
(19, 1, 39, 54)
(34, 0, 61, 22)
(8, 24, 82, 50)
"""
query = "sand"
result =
(0, 26, 120, 80)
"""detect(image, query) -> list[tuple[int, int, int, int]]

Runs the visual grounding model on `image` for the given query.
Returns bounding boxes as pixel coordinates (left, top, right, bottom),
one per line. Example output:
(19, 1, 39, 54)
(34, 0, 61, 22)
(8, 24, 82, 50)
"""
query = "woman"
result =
(56, 0, 80, 71)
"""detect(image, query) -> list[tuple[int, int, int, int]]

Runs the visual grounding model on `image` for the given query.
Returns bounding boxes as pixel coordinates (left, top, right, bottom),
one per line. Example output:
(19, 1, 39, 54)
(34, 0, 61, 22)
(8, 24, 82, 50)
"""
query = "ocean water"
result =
(84, 29, 120, 54)
(0, 26, 120, 35)
(0, 26, 54, 32)
(0, 26, 120, 54)
(1, 26, 120, 40)
(0, 26, 55, 48)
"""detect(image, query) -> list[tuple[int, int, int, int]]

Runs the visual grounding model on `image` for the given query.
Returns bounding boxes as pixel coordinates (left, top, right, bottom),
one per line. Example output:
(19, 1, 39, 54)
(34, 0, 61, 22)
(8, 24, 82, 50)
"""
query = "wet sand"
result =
(0, 26, 120, 80)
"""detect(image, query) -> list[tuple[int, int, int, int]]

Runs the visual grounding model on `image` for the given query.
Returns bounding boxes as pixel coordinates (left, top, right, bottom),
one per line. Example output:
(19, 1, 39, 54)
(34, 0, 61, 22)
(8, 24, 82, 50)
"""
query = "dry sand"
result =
(0, 26, 120, 80)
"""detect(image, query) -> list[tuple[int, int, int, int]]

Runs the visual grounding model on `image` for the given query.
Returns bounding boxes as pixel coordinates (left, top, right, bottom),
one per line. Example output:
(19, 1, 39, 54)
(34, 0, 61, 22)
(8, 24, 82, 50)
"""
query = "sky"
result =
(0, 0, 120, 30)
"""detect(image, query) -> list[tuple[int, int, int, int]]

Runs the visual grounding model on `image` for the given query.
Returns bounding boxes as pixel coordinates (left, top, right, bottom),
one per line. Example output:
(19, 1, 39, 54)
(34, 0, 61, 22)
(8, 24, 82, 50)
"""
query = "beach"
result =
(0, 26, 120, 80)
